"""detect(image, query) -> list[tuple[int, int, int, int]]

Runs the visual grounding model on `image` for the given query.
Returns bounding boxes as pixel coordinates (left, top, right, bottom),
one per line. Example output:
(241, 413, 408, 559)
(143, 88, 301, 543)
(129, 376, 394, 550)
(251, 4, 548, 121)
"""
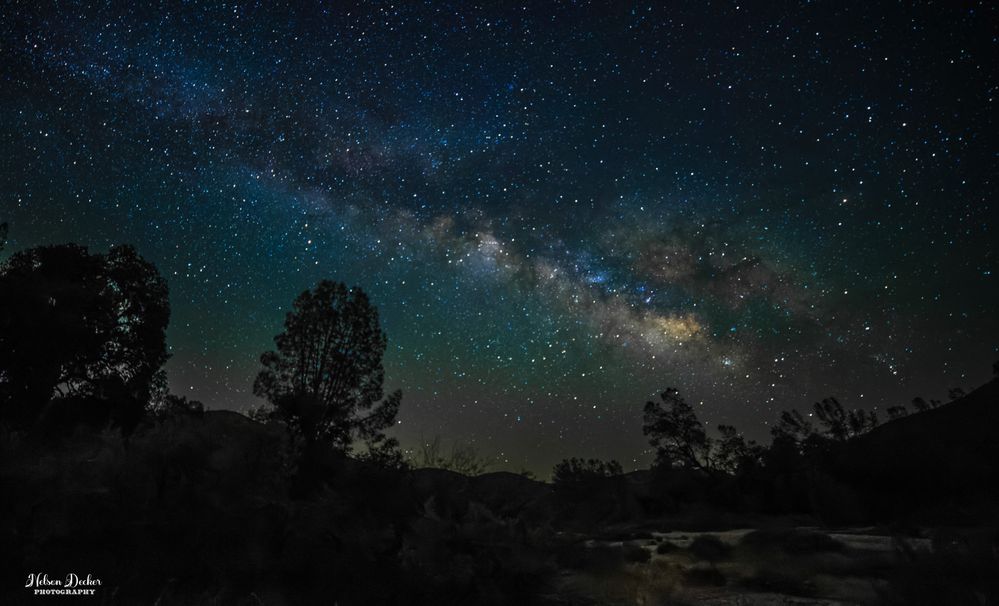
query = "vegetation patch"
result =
(683, 566, 726, 587)
(656, 541, 677, 554)
(621, 543, 651, 563)
(688, 534, 731, 562)
(740, 528, 843, 555)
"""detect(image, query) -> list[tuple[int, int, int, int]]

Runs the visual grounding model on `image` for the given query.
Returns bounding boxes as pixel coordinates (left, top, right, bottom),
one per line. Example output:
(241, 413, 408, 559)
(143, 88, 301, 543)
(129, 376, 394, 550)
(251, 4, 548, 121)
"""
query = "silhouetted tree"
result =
(813, 397, 846, 440)
(811, 397, 877, 441)
(253, 280, 401, 458)
(0, 244, 169, 430)
(848, 407, 878, 435)
(713, 424, 764, 474)
(948, 387, 966, 401)
(912, 396, 944, 412)
(886, 405, 909, 420)
(688, 535, 731, 569)
(772, 408, 815, 443)
(769, 407, 832, 471)
(770, 398, 878, 462)
(643, 388, 710, 469)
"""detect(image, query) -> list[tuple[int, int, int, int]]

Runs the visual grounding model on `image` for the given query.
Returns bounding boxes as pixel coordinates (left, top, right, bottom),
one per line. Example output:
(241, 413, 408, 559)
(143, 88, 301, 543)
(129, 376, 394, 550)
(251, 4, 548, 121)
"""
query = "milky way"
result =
(2, 2, 996, 473)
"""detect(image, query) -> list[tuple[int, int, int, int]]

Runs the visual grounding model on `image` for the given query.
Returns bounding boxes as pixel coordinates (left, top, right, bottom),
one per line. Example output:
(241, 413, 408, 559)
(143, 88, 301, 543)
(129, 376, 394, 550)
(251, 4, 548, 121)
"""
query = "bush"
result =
(656, 541, 676, 554)
(399, 514, 554, 606)
(879, 532, 999, 606)
(555, 543, 623, 573)
(688, 535, 730, 562)
(621, 543, 651, 563)
(684, 566, 726, 586)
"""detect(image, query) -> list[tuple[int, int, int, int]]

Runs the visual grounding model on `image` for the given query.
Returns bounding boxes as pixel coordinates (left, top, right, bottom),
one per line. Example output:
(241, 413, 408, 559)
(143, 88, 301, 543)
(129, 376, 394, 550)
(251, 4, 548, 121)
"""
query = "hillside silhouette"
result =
(826, 378, 999, 524)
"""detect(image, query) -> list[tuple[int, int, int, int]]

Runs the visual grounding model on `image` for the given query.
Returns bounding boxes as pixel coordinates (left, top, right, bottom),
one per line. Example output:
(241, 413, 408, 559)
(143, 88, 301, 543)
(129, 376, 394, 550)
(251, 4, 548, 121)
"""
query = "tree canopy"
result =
(642, 388, 710, 470)
(253, 280, 401, 457)
(0, 243, 170, 430)
(772, 397, 878, 447)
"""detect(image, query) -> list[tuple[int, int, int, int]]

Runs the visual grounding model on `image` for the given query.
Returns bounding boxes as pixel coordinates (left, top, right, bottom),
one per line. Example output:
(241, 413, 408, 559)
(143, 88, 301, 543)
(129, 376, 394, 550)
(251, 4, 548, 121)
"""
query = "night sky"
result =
(2, 1, 996, 474)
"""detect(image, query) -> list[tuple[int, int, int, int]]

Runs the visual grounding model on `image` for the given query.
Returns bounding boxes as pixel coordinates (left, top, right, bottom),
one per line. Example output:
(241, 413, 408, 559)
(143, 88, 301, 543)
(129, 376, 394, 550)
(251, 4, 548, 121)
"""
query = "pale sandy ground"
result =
(556, 527, 931, 605)
(648, 528, 931, 552)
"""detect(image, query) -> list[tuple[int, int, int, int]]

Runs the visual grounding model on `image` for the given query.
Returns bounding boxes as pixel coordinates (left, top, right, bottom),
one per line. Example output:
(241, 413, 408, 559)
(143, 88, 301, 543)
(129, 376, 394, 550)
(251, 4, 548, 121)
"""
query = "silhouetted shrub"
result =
(879, 531, 999, 606)
(688, 535, 730, 562)
(551, 458, 629, 525)
(621, 543, 651, 563)
(555, 543, 624, 574)
(683, 566, 726, 586)
(580, 545, 624, 573)
(0, 411, 428, 605)
(808, 470, 867, 524)
(399, 506, 554, 605)
(656, 541, 676, 554)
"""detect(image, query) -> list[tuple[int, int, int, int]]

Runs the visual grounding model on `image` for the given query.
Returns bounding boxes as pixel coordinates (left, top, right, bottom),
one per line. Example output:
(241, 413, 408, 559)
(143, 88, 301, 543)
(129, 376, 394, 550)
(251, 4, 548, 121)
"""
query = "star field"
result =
(1, 1, 996, 473)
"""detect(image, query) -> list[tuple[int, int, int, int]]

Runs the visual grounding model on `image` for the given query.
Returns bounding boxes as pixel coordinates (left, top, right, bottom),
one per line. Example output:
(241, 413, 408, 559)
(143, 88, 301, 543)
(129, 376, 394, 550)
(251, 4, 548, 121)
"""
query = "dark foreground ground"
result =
(4, 381, 999, 604)
(543, 523, 996, 605)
